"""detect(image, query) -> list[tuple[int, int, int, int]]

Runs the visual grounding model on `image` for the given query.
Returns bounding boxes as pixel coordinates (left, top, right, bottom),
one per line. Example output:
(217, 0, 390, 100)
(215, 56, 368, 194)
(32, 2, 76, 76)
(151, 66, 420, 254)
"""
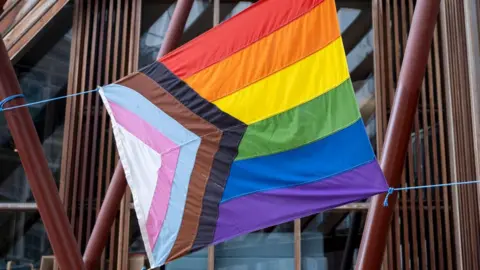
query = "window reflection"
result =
(139, 0, 210, 68)
(0, 214, 50, 269)
(221, 2, 252, 22)
(0, 28, 71, 203)
(215, 222, 295, 270)
(301, 212, 363, 270)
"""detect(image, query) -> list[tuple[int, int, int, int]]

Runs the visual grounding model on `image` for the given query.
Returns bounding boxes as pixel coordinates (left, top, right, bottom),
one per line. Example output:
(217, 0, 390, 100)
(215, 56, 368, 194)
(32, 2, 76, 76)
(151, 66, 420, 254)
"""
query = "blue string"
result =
(0, 94, 25, 111)
(383, 180, 480, 207)
(0, 88, 99, 112)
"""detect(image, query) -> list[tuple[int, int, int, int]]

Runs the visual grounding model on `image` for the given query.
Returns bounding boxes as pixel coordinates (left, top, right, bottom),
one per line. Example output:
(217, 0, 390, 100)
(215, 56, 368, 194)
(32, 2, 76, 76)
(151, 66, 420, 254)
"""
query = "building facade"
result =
(0, 0, 479, 269)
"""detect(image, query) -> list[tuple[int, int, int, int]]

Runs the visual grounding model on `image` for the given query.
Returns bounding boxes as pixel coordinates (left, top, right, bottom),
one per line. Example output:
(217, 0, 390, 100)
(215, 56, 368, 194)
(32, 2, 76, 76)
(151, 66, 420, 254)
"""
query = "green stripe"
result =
(236, 79, 361, 161)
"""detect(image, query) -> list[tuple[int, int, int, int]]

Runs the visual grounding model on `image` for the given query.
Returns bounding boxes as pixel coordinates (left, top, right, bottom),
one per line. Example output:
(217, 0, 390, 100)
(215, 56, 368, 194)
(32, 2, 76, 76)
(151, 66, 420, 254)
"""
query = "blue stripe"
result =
(100, 84, 201, 263)
(101, 84, 199, 145)
(221, 119, 376, 203)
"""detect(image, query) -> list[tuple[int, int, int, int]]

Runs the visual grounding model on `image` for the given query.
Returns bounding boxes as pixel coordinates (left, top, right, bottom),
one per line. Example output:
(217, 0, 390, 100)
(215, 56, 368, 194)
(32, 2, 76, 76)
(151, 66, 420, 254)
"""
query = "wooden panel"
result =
(464, 0, 480, 188)
(0, 0, 38, 35)
(0, 0, 69, 61)
(374, 0, 456, 269)
(294, 219, 301, 270)
(59, 1, 141, 269)
(440, 1, 480, 269)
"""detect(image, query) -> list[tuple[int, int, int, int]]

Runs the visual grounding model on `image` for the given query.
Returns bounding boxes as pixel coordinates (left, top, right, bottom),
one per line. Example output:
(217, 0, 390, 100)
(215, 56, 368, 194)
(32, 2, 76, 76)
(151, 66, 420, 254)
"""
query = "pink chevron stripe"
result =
(109, 101, 177, 153)
(146, 147, 180, 248)
(108, 100, 181, 248)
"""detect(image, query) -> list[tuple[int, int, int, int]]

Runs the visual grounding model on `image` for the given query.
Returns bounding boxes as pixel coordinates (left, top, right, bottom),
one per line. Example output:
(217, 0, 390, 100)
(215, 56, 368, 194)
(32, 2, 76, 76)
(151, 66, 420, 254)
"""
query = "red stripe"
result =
(158, 0, 325, 79)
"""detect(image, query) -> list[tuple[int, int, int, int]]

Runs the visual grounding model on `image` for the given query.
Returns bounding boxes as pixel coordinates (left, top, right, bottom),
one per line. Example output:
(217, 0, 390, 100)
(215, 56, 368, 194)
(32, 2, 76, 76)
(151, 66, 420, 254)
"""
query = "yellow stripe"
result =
(213, 38, 350, 124)
(184, 0, 340, 102)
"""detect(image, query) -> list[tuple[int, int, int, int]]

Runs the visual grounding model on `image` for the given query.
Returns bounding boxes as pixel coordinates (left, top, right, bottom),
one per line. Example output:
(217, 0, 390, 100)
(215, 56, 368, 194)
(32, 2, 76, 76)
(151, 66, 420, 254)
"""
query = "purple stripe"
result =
(213, 161, 387, 244)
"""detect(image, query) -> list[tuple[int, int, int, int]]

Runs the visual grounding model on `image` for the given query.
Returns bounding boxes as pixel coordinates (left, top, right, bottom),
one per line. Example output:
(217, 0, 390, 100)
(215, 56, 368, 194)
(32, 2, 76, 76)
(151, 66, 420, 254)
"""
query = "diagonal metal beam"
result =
(355, 0, 442, 268)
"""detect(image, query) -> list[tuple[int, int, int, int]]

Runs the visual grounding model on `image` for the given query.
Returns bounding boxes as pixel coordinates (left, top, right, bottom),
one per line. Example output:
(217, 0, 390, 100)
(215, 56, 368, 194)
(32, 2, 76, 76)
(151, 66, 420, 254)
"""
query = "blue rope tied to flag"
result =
(0, 89, 99, 112)
(0, 94, 25, 111)
(383, 180, 480, 207)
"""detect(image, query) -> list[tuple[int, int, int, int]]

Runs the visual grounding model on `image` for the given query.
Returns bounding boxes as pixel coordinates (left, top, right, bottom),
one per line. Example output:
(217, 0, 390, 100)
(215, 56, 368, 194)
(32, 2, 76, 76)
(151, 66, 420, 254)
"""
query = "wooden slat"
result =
(5, 0, 39, 30)
(77, 0, 99, 249)
(4, 0, 70, 60)
(85, 0, 103, 243)
(423, 50, 436, 270)
(433, 22, 453, 270)
(294, 219, 301, 270)
(71, 0, 91, 249)
(106, 2, 122, 269)
(67, 0, 84, 231)
(58, 1, 141, 268)
(208, 246, 215, 270)
(97, 0, 115, 268)
(464, 0, 480, 216)
(0, 0, 26, 35)
(439, 1, 463, 268)
(59, 0, 81, 211)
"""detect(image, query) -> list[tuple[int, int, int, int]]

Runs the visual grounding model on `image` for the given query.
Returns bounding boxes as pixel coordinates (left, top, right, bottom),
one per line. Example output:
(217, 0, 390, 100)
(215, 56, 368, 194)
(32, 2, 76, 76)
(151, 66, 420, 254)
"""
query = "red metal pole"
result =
(0, 39, 84, 269)
(157, 0, 194, 58)
(83, 1, 194, 269)
(355, 0, 441, 269)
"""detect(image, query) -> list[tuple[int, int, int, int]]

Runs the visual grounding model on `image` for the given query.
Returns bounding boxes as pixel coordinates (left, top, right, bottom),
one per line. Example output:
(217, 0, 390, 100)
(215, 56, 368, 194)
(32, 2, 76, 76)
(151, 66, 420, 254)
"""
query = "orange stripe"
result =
(159, 0, 326, 78)
(184, 0, 339, 102)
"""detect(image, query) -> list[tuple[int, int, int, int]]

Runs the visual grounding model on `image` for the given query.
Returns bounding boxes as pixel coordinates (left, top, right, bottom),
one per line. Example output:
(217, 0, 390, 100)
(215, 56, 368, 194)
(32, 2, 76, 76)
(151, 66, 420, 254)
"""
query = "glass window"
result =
(139, 0, 210, 68)
(0, 26, 72, 203)
(301, 211, 365, 269)
(221, 1, 253, 22)
(0, 213, 51, 269)
(215, 222, 295, 270)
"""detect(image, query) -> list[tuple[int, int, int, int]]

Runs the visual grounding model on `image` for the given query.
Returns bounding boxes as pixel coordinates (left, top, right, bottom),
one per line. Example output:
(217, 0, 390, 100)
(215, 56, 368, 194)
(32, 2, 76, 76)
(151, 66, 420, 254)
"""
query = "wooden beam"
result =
(1, 0, 70, 61)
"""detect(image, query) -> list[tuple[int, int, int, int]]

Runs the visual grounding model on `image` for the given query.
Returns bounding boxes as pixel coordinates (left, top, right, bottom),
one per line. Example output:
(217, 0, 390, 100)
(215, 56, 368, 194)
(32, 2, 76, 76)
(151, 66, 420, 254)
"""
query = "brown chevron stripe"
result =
(117, 72, 221, 260)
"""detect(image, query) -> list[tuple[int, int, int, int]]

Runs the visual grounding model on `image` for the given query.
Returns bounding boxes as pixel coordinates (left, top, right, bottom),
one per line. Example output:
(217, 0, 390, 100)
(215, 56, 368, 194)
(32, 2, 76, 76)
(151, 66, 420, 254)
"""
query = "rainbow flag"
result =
(99, 0, 388, 267)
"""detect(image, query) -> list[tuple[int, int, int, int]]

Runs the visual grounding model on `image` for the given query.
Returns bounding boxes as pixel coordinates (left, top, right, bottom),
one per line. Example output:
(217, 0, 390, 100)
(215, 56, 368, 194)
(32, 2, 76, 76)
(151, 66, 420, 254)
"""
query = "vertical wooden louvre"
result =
(440, 0, 480, 269)
(59, 1, 141, 269)
(1, 0, 70, 61)
(374, 0, 456, 269)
